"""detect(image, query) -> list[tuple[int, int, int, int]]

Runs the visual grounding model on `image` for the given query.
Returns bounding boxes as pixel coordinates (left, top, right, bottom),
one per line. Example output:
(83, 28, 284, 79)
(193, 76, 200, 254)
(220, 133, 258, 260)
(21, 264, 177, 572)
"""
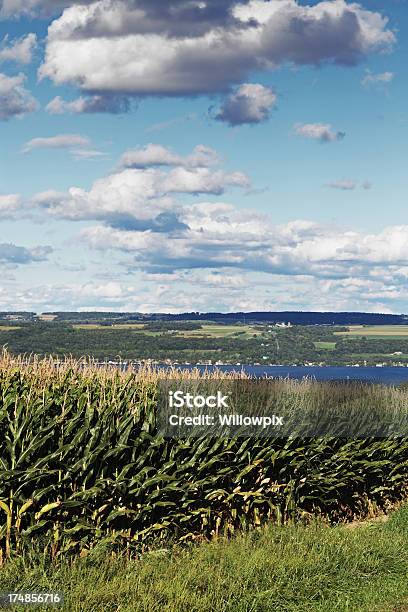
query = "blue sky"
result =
(0, 0, 407, 313)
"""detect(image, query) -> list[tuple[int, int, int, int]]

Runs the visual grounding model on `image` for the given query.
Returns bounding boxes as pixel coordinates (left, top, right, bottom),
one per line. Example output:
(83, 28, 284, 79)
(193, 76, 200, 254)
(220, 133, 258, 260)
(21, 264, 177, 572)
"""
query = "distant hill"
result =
(168, 311, 408, 325)
(39, 311, 408, 326)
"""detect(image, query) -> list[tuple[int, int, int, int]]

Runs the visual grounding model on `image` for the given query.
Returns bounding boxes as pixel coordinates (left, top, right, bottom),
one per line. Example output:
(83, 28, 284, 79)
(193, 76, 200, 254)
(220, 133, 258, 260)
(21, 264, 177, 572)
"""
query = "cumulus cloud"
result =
(32, 169, 249, 226)
(31, 145, 250, 227)
(0, 243, 52, 264)
(46, 94, 130, 115)
(0, 72, 38, 120)
(80, 214, 408, 283)
(1, 0, 244, 26)
(163, 167, 250, 194)
(18, 136, 407, 312)
(213, 83, 277, 126)
(294, 122, 345, 143)
(0, 34, 37, 64)
(361, 70, 394, 87)
(28, 142, 405, 284)
(39, 0, 395, 99)
(81, 204, 271, 274)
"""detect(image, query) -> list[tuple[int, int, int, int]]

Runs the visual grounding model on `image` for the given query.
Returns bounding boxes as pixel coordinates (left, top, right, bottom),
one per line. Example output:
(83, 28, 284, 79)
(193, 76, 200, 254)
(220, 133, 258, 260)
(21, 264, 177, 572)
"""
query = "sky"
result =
(0, 0, 407, 314)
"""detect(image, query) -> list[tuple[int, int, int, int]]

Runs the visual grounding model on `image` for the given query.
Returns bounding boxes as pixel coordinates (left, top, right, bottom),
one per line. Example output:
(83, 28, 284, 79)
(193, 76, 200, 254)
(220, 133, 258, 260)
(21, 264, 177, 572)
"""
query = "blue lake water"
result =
(159, 365, 408, 386)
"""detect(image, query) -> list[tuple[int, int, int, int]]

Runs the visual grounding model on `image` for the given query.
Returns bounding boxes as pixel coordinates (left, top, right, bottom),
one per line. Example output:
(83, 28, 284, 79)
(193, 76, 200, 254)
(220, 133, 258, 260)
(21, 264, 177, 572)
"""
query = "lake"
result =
(158, 365, 408, 386)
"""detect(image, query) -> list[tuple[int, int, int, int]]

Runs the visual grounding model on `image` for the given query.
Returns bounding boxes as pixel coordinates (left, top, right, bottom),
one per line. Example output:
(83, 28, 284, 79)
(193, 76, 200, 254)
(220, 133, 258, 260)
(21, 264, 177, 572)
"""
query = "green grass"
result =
(336, 325, 408, 338)
(176, 324, 260, 338)
(72, 323, 259, 338)
(2, 506, 408, 612)
(314, 341, 336, 350)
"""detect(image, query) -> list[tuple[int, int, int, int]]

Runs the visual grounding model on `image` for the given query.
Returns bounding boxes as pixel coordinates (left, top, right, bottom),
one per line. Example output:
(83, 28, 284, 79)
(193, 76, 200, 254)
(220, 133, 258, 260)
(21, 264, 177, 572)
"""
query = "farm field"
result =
(71, 323, 259, 338)
(2, 321, 408, 365)
(0, 352, 407, 550)
(173, 324, 259, 338)
(336, 325, 408, 338)
(314, 341, 336, 350)
(0, 353, 407, 610)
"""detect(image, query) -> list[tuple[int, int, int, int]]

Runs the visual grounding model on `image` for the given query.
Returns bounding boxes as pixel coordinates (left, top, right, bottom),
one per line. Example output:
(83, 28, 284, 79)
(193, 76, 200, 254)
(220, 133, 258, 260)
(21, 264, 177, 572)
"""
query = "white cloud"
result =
(39, 0, 395, 99)
(22, 134, 91, 153)
(214, 83, 277, 126)
(80, 216, 408, 284)
(294, 122, 345, 143)
(31, 146, 250, 226)
(162, 167, 250, 194)
(0, 33, 37, 65)
(0, 280, 134, 311)
(46, 94, 130, 114)
(361, 70, 394, 87)
(1, 270, 407, 313)
(0, 194, 22, 218)
(0, 72, 38, 120)
(120, 144, 220, 169)
(21, 134, 106, 160)
(27, 143, 408, 285)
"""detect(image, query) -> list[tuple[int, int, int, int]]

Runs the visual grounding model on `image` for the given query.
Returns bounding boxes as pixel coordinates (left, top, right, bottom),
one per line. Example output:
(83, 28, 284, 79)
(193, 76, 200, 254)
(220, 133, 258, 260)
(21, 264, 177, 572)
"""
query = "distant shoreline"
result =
(85, 362, 408, 386)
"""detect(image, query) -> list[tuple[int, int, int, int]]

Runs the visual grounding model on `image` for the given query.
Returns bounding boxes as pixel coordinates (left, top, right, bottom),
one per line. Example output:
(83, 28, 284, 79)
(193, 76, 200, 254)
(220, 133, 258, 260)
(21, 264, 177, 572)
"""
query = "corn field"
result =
(0, 350, 407, 561)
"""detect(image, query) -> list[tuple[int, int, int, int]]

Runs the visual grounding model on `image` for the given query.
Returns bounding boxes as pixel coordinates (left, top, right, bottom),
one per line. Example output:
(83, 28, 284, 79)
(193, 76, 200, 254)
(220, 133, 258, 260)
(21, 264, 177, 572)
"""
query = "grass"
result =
(71, 323, 259, 338)
(176, 324, 260, 338)
(336, 325, 408, 338)
(1, 505, 408, 611)
(314, 341, 336, 350)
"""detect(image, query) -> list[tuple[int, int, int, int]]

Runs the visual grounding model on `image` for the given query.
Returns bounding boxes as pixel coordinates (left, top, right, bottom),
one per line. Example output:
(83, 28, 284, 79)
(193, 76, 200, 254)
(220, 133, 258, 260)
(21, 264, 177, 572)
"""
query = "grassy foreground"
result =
(1, 505, 408, 611)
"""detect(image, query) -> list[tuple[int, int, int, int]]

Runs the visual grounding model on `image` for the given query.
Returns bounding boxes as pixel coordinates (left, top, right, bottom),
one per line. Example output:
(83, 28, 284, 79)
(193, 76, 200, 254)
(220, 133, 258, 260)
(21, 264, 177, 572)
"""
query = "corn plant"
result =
(0, 350, 407, 559)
